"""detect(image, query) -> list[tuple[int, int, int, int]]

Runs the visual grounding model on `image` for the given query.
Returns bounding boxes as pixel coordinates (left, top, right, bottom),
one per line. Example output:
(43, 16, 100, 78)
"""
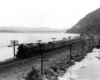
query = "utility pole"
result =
(89, 38, 91, 51)
(62, 37, 67, 41)
(11, 40, 18, 57)
(41, 43, 44, 76)
(83, 40, 84, 51)
(68, 36, 71, 40)
(69, 44, 72, 66)
(37, 40, 43, 76)
(51, 38, 56, 42)
(13, 40, 15, 57)
(92, 36, 95, 48)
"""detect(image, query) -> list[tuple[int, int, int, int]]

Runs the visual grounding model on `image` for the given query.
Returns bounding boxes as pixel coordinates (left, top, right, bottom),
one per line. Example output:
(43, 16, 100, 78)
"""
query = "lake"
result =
(0, 32, 79, 61)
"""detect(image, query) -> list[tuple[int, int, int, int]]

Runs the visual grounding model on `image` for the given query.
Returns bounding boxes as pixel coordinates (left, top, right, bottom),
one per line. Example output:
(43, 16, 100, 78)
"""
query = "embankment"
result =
(24, 39, 93, 80)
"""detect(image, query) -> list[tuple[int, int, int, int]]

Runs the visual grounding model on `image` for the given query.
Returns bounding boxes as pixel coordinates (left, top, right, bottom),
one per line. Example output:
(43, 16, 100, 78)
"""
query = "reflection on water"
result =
(58, 48, 100, 80)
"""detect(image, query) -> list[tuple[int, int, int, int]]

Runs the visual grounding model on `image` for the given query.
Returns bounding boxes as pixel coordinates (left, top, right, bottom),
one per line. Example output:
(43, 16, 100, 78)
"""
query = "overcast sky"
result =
(0, 0, 100, 29)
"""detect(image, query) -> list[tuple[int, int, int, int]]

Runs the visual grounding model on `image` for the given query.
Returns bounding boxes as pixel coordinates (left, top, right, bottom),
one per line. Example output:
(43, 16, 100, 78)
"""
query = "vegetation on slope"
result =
(67, 8, 100, 35)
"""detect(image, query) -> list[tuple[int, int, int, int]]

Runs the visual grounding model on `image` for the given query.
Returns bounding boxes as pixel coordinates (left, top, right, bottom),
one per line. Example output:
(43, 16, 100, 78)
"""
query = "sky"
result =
(0, 0, 100, 29)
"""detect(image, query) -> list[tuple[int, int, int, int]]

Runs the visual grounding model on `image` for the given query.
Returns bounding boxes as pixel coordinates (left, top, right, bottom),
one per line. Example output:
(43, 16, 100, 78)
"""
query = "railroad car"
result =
(16, 33, 97, 59)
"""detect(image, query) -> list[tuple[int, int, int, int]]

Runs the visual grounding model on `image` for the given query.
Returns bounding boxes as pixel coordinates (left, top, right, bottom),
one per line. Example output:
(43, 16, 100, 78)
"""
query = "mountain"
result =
(67, 8, 100, 35)
(0, 27, 67, 33)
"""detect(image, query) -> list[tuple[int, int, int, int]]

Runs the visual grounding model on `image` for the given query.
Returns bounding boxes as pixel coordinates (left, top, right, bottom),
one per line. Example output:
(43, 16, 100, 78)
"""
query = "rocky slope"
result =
(67, 8, 100, 35)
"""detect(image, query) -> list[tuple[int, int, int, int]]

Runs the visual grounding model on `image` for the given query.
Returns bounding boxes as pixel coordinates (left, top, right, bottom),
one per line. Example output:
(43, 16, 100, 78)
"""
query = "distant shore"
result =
(0, 31, 65, 33)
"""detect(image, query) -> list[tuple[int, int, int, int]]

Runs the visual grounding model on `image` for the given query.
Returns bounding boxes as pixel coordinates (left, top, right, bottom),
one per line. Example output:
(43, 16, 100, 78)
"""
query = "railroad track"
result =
(0, 43, 90, 74)
(0, 42, 90, 74)
(0, 56, 40, 72)
(0, 59, 18, 66)
(0, 46, 69, 73)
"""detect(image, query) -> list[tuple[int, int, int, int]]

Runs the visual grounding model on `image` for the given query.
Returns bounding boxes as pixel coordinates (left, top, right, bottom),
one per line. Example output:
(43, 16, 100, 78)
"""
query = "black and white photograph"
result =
(0, 0, 100, 80)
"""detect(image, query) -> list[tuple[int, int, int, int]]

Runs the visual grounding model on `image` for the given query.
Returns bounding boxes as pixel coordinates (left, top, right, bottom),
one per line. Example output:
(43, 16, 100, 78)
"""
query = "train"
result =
(16, 33, 99, 59)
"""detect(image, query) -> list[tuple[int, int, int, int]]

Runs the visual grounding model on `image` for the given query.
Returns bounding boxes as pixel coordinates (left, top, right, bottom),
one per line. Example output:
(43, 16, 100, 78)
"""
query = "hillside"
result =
(67, 8, 100, 35)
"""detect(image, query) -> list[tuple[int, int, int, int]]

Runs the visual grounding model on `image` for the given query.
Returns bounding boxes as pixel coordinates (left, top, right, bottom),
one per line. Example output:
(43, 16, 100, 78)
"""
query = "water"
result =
(58, 48, 100, 80)
(0, 32, 79, 61)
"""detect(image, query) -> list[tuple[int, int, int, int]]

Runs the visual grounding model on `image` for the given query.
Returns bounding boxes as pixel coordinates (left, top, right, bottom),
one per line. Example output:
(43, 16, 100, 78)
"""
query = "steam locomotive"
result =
(16, 34, 97, 59)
